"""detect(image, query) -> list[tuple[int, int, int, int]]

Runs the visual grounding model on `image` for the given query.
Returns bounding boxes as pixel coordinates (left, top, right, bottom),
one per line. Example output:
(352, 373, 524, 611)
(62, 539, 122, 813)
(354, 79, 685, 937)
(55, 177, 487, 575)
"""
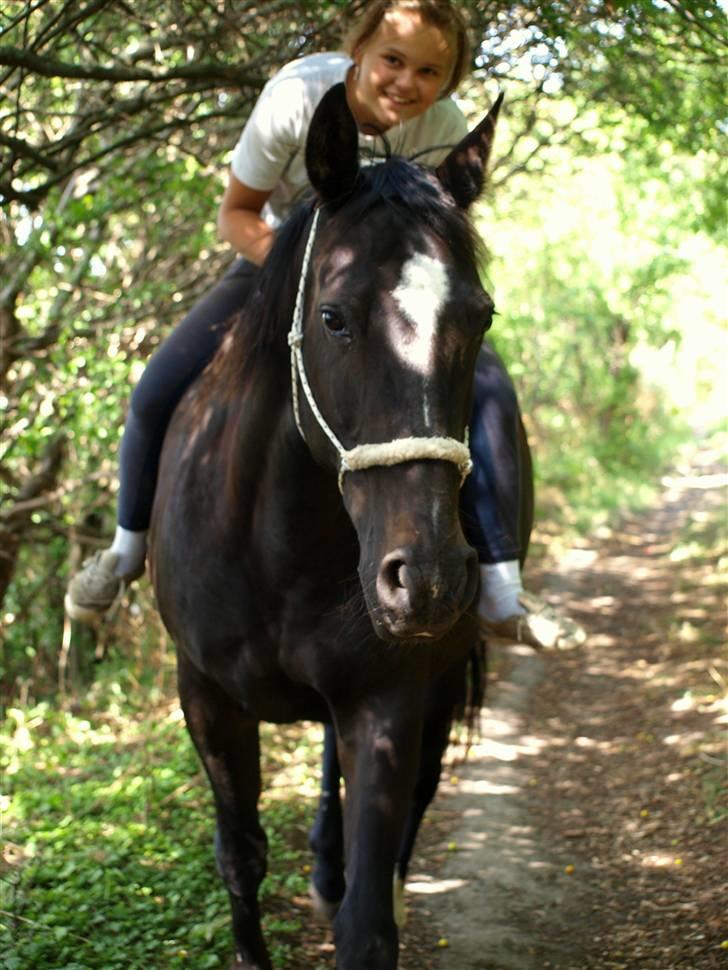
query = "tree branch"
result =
(0, 434, 66, 606)
(0, 129, 60, 169)
(0, 45, 264, 86)
(662, 0, 728, 48)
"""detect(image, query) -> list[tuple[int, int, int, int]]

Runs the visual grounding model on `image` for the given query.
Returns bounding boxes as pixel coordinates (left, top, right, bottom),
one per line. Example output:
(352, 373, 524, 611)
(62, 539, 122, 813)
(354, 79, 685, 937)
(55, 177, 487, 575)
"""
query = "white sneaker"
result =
(64, 549, 143, 623)
(480, 591, 586, 650)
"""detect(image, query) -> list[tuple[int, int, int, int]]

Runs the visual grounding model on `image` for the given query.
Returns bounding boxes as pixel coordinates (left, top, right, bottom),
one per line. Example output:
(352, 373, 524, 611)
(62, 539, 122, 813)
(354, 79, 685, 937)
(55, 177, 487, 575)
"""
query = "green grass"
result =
(1, 698, 323, 969)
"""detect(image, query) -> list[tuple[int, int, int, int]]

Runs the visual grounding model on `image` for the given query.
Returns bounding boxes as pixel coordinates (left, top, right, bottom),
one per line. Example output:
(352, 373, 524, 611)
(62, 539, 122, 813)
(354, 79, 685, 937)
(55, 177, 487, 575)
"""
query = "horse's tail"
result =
(452, 636, 487, 751)
(518, 414, 534, 566)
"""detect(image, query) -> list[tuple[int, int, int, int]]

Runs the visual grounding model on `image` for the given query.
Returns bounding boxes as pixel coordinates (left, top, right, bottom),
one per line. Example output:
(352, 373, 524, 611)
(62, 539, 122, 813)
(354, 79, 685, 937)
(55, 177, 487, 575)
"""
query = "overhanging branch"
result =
(0, 45, 264, 87)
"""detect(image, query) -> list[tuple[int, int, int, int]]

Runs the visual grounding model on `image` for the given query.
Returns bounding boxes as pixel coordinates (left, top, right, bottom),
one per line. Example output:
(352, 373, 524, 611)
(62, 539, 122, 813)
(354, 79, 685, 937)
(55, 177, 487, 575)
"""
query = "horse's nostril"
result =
(377, 554, 413, 609)
(382, 558, 407, 590)
(377, 546, 477, 617)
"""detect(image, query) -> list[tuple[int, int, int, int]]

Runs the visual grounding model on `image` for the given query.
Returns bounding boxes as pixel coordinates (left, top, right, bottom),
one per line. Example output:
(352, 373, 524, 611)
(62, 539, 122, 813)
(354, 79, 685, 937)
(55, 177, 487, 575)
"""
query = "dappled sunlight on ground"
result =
(397, 442, 726, 969)
(407, 876, 468, 895)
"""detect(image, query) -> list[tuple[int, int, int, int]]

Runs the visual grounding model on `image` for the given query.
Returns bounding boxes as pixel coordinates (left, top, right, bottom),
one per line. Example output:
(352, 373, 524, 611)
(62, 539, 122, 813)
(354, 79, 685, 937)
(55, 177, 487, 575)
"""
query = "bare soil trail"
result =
(393, 443, 727, 970)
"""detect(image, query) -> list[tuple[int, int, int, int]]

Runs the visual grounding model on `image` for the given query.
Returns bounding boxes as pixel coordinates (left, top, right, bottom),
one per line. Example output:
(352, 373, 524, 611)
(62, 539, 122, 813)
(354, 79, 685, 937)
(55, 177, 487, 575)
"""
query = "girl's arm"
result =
(217, 173, 275, 266)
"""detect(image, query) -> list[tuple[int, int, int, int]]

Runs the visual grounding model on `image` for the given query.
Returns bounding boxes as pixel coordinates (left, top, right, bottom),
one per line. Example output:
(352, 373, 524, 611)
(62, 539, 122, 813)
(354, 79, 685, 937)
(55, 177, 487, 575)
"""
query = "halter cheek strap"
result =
(287, 208, 473, 494)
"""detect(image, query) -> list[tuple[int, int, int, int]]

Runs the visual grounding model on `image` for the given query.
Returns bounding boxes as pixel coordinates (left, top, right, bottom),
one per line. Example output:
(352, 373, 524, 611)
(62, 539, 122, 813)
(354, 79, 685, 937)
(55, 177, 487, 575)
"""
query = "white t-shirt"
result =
(230, 52, 469, 228)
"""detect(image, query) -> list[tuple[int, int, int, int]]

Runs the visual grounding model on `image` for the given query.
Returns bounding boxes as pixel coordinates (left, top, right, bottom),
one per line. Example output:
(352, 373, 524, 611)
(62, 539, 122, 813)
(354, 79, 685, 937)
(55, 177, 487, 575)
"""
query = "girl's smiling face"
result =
(348, 10, 455, 131)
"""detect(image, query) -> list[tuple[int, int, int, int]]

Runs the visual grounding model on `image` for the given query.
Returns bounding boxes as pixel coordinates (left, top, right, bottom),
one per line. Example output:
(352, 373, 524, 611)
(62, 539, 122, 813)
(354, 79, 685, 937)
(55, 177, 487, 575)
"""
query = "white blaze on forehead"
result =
(391, 251, 450, 375)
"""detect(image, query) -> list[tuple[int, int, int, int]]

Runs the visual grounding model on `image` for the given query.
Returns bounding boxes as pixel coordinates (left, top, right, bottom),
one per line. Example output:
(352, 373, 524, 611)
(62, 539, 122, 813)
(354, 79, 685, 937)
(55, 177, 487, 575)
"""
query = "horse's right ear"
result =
(436, 92, 504, 209)
(306, 82, 360, 204)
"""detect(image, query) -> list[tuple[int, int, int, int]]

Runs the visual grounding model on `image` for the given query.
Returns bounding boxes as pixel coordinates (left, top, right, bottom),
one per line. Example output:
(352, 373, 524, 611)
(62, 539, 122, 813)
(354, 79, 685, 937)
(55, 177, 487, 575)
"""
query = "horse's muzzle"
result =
(371, 544, 479, 640)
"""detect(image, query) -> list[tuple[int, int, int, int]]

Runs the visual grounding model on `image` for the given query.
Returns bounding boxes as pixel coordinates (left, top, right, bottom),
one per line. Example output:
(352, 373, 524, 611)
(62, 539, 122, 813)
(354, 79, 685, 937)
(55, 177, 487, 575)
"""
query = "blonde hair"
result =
(343, 0, 472, 97)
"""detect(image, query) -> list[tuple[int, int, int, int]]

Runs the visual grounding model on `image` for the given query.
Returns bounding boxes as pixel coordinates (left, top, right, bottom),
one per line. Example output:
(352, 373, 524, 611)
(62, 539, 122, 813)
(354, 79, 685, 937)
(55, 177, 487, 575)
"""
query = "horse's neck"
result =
(232, 370, 349, 549)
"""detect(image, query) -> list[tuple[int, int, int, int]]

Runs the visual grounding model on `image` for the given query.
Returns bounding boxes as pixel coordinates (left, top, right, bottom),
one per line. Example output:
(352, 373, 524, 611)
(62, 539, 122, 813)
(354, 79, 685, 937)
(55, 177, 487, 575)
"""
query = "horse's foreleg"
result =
(309, 722, 345, 918)
(332, 686, 426, 970)
(177, 652, 271, 970)
(394, 699, 454, 925)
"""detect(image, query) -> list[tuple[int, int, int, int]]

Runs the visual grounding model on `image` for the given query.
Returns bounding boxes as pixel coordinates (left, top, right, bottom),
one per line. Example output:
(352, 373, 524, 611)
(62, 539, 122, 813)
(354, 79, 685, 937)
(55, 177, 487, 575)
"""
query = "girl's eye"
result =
(320, 307, 348, 335)
(383, 54, 402, 67)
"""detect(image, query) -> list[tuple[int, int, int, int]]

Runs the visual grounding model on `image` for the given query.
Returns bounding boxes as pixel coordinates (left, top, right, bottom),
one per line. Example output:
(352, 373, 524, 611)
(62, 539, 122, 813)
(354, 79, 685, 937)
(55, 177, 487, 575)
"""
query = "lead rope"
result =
(287, 208, 473, 493)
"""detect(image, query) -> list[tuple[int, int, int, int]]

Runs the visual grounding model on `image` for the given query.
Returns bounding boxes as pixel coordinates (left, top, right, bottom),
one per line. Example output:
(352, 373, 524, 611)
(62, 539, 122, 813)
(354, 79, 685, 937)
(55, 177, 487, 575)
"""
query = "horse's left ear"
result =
(436, 92, 504, 209)
(306, 82, 360, 204)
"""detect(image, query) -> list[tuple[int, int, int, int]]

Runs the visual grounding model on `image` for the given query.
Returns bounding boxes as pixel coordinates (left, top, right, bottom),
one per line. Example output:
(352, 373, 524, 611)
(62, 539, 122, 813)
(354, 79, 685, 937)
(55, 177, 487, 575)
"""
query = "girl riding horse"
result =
(65, 0, 581, 651)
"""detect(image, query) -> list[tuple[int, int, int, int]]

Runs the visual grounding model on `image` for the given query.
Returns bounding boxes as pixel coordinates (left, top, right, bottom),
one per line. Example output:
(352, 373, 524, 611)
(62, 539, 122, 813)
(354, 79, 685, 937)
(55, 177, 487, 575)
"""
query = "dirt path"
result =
(396, 444, 727, 970)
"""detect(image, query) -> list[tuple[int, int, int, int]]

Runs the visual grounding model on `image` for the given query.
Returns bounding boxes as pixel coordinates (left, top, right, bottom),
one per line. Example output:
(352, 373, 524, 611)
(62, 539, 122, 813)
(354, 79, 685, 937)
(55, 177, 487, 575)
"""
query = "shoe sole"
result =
(64, 592, 110, 625)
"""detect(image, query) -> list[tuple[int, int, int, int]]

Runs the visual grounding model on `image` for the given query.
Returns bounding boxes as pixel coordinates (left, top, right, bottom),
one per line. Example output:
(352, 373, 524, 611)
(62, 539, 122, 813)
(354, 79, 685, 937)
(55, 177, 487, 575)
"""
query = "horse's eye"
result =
(475, 295, 496, 332)
(320, 306, 348, 336)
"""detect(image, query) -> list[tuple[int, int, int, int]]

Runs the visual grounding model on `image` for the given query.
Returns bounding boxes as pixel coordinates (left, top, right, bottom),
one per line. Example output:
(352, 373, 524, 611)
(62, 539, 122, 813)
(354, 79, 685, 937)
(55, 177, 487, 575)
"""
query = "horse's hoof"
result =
(309, 880, 342, 921)
(393, 874, 407, 927)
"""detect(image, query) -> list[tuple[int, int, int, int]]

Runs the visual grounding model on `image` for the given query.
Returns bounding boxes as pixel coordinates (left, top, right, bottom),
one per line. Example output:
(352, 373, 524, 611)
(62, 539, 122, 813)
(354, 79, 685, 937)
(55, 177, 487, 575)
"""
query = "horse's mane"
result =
(214, 156, 484, 390)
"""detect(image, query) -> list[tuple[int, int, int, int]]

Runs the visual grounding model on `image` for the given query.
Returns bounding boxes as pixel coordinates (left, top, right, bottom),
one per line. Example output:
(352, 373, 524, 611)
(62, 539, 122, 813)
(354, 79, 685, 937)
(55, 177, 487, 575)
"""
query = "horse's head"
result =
(292, 84, 502, 641)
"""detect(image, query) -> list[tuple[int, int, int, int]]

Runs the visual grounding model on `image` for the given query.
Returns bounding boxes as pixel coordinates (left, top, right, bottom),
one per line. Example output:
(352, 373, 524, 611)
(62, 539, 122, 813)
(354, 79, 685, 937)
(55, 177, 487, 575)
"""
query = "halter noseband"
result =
(287, 208, 473, 493)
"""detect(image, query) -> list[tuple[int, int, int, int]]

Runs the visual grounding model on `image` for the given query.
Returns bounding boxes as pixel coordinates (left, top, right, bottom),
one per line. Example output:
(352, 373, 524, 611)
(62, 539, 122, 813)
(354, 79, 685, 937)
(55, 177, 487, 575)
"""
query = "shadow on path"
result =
(400, 443, 726, 970)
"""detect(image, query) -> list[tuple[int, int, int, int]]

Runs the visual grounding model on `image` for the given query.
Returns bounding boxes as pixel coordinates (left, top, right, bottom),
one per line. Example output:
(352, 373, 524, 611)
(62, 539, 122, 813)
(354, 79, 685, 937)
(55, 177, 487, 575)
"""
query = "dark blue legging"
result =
(118, 259, 521, 564)
(460, 349, 522, 563)
(118, 259, 257, 531)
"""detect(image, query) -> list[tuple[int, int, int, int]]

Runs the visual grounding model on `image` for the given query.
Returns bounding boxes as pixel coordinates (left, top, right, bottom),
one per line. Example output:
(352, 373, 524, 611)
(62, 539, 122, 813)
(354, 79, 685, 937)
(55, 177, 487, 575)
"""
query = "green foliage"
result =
(1, 699, 323, 969)
(464, 1, 728, 239)
(481, 144, 725, 531)
(1, 538, 68, 690)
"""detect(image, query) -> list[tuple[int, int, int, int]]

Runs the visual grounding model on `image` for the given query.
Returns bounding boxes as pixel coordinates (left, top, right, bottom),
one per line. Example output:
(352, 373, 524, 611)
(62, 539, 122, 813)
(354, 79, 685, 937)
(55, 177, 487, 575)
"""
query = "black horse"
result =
(150, 84, 531, 970)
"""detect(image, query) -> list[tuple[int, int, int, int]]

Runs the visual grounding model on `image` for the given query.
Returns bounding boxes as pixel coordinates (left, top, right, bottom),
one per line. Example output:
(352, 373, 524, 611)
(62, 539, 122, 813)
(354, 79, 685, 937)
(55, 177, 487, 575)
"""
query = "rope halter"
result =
(287, 208, 473, 493)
